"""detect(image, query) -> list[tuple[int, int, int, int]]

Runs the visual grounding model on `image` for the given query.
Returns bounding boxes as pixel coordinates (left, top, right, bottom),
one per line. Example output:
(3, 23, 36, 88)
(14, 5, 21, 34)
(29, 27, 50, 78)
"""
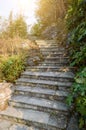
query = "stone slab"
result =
(0, 83, 12, 110)
(0, 119, 39, 130)
(15, 86, 68, 97)
(0, 107, 49, 124)
(22, 71, 74, 79)
(10, 95, 68, 112)
(17, 78, 72, 87)
(26, 66, 74, 72)
(10, 95, 53, 108)
(0, 106, 68, 129)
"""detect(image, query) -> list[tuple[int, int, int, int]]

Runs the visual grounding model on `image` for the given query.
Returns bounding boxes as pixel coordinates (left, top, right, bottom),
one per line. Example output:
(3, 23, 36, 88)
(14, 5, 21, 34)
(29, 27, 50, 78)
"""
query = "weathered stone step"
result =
(44, 60, 69, 64)
(37, 41, 58, 44)
(21, 75, 73, 82)
(14, 86, 69, 101)
(44, 60, 69, 65)
(21, 71, 74, 82)
(37, 43, 60, 47)
(26, 66, 74, 72)
(42, 53, 67, 57)
(38, 44, 58, 46)
(39, 63, 68, 67)
(0, 119, 39, 130)
(45, 57, 69, 60)
(40, 46, 64, 49)
(16, 78, 72, 89)
(40, 48, 65, 52)
(42, 58, 67, 62)
(39, 62, 69, 67)
(42, 53, 66, 58)
(9, 95, 68, 113)
(0, 106, 68, 130)
(36, 40, 58, 45)
(42, 50, 66, 53)
(42, 51, 65, 54)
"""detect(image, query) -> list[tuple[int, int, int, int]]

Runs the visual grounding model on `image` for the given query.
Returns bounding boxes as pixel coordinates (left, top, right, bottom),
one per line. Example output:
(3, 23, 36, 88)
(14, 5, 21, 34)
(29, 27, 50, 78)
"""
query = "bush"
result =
(67, 67, 86, 128)
(66, 0, 86, 128)
(70, 44, 86, 67)
(0, 55, 26, 82)
(30, 22, 42, 36)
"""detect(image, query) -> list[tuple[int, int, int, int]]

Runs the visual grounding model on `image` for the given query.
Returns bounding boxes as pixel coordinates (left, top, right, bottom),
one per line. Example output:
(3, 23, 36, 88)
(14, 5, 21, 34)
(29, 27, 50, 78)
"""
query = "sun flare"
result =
(18, 0, 36, 12)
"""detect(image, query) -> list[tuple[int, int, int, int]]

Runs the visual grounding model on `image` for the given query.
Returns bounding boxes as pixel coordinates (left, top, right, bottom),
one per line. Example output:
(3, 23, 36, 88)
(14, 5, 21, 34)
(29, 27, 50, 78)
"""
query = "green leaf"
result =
(66, 95, 73, 106)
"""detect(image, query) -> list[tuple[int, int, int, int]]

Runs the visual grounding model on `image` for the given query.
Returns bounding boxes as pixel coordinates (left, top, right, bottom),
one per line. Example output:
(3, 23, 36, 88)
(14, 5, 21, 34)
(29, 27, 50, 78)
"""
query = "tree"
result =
(14, 15, 28, 38)
(30, 22, 42, 36)
(0, 13, 28, 39)
(36, 0, 66, 27)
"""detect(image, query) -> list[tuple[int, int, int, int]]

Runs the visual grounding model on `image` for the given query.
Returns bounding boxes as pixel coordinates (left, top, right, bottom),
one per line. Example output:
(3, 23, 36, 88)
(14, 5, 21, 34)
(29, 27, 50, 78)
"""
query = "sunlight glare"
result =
(18, 0, 36, 12)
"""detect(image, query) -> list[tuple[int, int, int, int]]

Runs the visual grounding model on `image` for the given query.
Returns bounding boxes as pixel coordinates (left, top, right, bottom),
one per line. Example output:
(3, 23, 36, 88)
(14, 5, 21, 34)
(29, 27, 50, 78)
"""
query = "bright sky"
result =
(0, 0, 37, 25)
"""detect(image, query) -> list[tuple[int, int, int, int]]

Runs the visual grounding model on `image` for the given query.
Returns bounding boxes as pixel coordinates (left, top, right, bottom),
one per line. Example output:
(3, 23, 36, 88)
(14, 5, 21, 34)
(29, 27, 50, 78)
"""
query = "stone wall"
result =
(0, 83, 12, 110)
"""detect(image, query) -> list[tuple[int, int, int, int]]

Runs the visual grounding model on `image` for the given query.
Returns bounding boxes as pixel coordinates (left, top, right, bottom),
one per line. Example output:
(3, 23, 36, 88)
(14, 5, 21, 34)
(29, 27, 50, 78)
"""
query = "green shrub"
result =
(0, 55, 26, 82)
(67, 67, 86, 128)
(70, 44, 86, 67)
(66, 0, 86, 128)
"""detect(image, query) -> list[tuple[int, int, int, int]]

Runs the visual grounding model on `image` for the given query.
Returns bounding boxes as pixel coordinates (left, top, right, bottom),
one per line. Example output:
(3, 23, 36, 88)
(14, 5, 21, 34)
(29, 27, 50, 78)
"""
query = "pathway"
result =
(0, 40, 74, 130)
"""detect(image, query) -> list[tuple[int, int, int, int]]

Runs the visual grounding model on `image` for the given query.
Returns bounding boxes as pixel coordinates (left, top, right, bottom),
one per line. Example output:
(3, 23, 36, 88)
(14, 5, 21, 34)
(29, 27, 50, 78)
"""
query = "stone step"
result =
(21, 75, 73, 82)
(0, 106, 68, 130)
(40, 48, 65, 52)
(16, 78, 72, 90)
(39, 45, 59, 48)
(37, 41, 58, 44)
(42, 53, 67, 57)
(40, 47, 62, 50)
(40, 47, 64, 49)
(38, 43, 60, 47)
(45, 57, 69, 60)
(39, 63, 68, 67)
(9, 95, 69, 113)
(14, 86, 69, 101)
(39, 62, 69, 66)
(26, 66, 74, 72)
(40, 47, 63, 51)
(44, 60, 69, 64)
(21, 71, 74, 82)
(26, 65, 74, 72)
(37, 41, 58, 45)
(42, 51, 65, 54)
(41, 51, 65, 54)
(0, 119, 39, 130)
(42, 54, 66, 58)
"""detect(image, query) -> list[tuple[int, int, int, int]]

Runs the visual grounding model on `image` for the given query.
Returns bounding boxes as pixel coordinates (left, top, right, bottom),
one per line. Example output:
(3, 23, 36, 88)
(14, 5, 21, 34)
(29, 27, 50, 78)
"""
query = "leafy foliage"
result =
(0, 55, 26, 82)
(66, 0, 86, 67)
(0, 38, 43, 83)
(70, 44, 86, 67)
(66, 0, 86, 128)
(67, 68, 86, 128)
(30, 22, 42, 36)
(66, 0, 86, 31)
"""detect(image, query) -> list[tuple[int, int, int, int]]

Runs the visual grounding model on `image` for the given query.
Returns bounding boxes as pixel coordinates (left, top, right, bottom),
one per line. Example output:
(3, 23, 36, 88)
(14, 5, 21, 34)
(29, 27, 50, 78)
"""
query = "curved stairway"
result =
(0, 40, 74, 130)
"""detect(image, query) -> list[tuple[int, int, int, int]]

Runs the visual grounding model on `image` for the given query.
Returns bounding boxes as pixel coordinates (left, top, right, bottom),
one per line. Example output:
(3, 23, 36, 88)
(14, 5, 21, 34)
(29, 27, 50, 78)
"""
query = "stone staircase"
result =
(0, 40, 74, 130)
